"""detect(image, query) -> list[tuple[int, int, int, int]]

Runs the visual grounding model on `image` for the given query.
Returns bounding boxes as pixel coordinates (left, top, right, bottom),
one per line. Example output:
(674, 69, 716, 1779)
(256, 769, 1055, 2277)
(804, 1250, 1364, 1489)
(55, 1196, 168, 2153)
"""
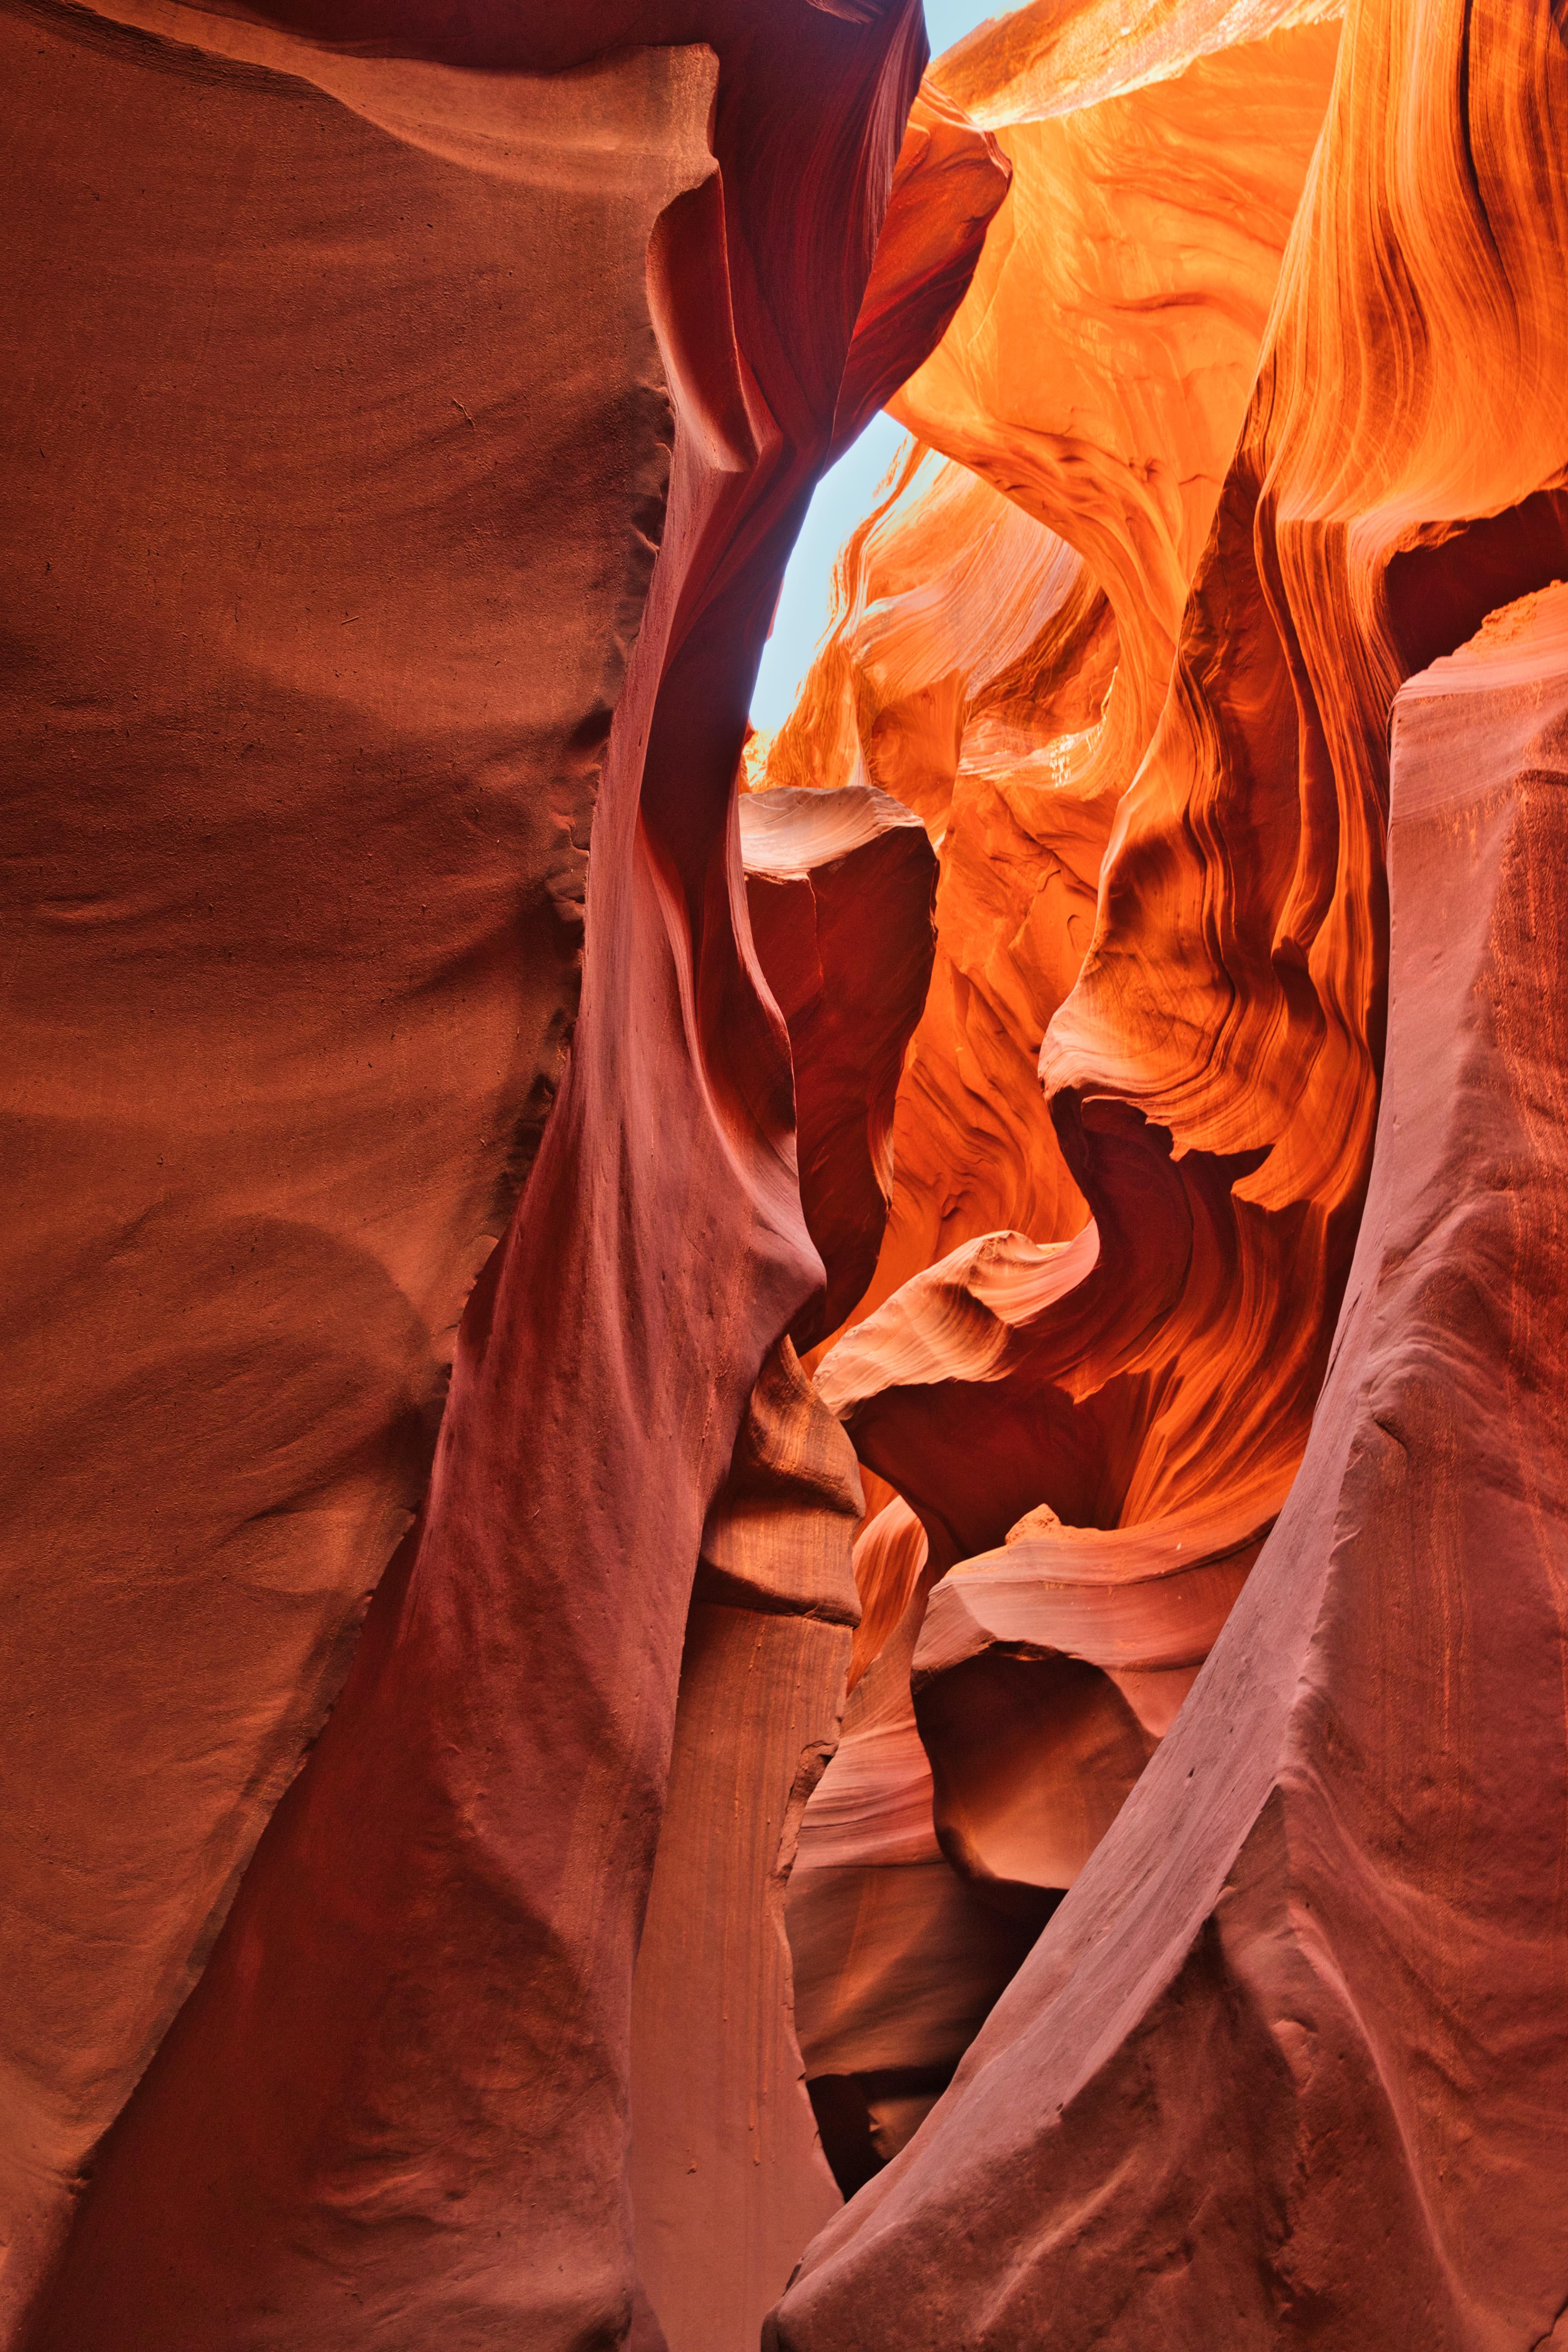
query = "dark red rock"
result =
(5, 1, 936, 2343)
(627, 782, 936, 2350)
(830, 80, 1012, 455)
(741, 786, 937, 1345)
(630, 1339, 862, 2352)
(1, 16, 710, 2328)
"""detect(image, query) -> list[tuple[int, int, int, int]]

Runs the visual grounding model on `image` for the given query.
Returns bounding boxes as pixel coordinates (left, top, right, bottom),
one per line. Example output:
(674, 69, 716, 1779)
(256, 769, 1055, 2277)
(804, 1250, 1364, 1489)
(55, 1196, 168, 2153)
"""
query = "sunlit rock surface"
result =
(765, 0, 1350, 2183)
(7, 0, 1568, 2341)
(774, 571, 1568, 2344)
(770, 0, 1568, 2327)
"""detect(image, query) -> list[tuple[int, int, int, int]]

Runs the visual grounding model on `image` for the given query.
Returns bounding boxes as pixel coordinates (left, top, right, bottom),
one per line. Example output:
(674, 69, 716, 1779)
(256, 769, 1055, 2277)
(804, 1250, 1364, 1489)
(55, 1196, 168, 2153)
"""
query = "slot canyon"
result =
(4, 0, 1568, 2345)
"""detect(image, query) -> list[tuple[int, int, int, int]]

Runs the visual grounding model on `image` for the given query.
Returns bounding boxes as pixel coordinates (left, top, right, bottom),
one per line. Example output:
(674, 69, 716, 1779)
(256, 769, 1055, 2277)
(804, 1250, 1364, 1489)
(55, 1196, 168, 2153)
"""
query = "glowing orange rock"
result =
(766, 9, 1347, 2178)
(776, 566, 1568, 2346)
(767, 13, 1344, 1357)
(774, 0, 1568, 2332)
(895, 13, 1345, 820)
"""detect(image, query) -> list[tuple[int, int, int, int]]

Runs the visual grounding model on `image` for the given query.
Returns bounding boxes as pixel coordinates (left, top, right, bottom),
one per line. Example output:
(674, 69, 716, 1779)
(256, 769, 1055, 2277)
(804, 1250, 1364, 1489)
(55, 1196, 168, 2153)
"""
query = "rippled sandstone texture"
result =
(772, 0, 1568, 2332)
(9, 0, 1568, 2341)
(769, 0, 1353, 2185)
(767, 4, 1345, 1322)
(1, 1, 976, 2343)
(776, 581, 1568, 2348)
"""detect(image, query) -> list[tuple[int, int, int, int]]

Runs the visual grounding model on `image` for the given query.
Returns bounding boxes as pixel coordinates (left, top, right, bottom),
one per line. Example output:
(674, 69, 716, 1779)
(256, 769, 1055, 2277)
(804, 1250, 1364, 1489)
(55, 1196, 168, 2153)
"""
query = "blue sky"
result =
(749, 1, 1003, 731)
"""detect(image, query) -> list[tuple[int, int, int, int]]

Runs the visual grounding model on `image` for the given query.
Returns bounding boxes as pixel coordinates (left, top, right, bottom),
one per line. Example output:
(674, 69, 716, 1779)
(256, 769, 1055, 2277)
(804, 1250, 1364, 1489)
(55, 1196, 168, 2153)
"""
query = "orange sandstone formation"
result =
(768, 0, 1349, 2179)
(767, 452, 1110, 1305)
(7, 0, 1568, 2338)
(773, 0, 1568, 2325)
(768, 9, 1344, 1332)
(786, 1493, 1041, 2186)
(631, 1334, 863, 2352)
(775, 573, 1568, 2347)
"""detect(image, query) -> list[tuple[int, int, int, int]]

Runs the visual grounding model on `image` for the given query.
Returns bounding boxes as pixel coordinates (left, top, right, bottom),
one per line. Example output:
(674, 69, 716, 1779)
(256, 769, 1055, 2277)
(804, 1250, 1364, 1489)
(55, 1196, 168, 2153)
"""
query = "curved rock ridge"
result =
(740, 785, 938, 1345)
(765, 450, 1115, 1323)
(630, 1335, 863, 2352)
(5, 0, 973, 2343)
(771, 0, 1568, 2233)
(934, 0, 1342, 129)
(785, 1497, 1040, 2198)
(762, 0, 1345, 2200)
(769, 0, 1568, 2327)
(912, 1489, 1279, 1898)
(773, 564, 1568, 2343)
(830, 80, 1013, 456)
(625, 780, 937, 2352)
(765, 13, 1344, 1352)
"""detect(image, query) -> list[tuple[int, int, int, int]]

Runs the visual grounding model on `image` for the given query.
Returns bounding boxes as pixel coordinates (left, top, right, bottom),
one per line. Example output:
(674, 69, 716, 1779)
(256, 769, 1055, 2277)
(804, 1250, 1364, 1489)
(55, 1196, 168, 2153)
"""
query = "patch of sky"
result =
(748, 0, 1004, 733)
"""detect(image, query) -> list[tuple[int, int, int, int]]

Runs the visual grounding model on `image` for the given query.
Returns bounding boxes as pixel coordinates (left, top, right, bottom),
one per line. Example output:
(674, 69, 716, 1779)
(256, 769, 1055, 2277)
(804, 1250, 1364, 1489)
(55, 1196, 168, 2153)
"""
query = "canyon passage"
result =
(4, 1, 1568, 2347)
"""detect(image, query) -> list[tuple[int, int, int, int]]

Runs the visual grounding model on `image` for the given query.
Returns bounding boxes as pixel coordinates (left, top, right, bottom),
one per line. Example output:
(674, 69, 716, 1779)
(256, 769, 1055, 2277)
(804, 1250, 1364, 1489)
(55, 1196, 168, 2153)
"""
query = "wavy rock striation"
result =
(773, 569, 1568, 2350)
(767, 0, 1351, 2178)
(9, 0, 1568, 2335)
(772, 0, 1568, 2317)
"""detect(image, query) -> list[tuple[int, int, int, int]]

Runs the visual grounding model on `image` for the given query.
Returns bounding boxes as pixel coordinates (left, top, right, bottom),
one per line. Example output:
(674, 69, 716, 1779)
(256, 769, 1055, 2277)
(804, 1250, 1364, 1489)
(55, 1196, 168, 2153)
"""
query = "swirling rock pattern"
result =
(772, 0, 1568, 2328)
(773, 570, 1568, 2349)
(765, 10, 1345, 1355)
(8, 0, 1568, 2335)
(768, 0, 1352, 2178)
(627, 782, 935, 2352)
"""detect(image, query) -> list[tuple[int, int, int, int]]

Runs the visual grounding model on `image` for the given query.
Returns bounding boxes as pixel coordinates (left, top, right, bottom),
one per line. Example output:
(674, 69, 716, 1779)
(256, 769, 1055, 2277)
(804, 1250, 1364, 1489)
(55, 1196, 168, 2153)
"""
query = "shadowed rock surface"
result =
(3, 1, 955, 2342)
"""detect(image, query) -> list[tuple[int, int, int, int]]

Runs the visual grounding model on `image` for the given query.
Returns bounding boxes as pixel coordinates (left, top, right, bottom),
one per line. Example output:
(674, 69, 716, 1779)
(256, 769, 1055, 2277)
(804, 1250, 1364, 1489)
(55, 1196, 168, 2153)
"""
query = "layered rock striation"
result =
(770, 0, 1568, 2317)
(774, 572, 1568, 2349)
(6, 0, 1568, 2341)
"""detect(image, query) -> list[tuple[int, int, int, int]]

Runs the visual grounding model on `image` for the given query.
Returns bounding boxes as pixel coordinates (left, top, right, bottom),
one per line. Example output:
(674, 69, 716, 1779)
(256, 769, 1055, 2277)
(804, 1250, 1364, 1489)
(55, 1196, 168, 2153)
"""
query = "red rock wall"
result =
(628, 786, 935, 2352)
(2, 2, 967, 2343)
(2, 16, 713, 2330)
(774, 573, 1568, 2349)
(9, 0, 1568, 2336)
(769, 0, 1568, 2324)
